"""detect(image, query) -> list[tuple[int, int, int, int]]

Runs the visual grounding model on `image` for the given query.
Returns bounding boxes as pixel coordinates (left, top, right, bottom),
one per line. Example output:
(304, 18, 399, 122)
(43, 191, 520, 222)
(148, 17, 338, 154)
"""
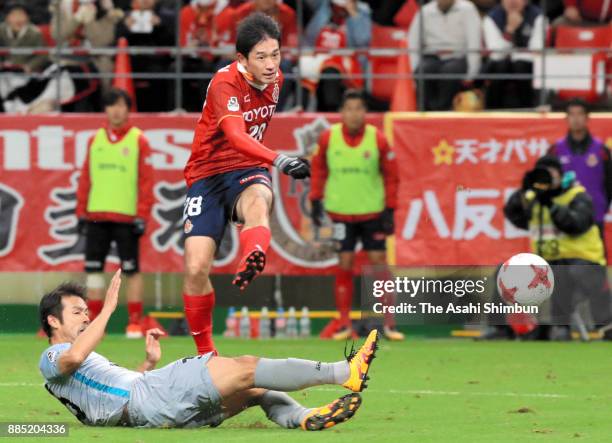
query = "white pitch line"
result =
(312, 387, 570, 399)
(392, 389, 569, 399)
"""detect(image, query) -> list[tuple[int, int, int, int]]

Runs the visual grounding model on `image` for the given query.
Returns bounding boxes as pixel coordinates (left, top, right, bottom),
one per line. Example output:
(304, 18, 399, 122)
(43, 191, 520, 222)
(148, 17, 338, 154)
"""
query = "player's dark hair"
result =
(235, 12, 281, 58)
(565, 97, 589, 115)
(340, 89, 367, 109)
(39, 282, 87, 339)
(102, 87, 132, 110)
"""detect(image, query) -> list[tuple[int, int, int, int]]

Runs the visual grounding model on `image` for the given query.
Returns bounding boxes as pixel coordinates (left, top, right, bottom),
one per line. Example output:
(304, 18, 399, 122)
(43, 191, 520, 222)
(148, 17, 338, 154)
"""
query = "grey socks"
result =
(259, 391, 312, 429)
(254, 358, 350, 391)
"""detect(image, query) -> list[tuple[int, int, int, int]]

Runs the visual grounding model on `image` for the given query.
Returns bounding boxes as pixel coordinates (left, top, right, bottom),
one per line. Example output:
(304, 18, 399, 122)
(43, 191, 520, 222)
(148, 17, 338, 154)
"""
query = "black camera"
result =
(523, 167, 553, 192)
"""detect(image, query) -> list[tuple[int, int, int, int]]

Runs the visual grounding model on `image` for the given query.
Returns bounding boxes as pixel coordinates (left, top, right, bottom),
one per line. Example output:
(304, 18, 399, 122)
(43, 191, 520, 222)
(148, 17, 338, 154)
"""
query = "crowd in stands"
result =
(0, 0, 610, 113)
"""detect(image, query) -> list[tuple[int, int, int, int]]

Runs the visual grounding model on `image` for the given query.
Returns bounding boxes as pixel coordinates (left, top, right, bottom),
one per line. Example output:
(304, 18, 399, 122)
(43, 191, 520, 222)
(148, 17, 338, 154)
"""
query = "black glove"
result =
(133, 218, 146, 236)
(381, 207, 395, 235)
(310, 199, 324, 227)
(274, 154, 311, 179)
(77, 218, 88, 236)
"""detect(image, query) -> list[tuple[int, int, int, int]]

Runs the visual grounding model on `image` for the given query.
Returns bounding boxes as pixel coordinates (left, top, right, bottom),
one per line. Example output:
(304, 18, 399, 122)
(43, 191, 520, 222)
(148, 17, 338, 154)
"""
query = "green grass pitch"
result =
(2, 334, 612, 442)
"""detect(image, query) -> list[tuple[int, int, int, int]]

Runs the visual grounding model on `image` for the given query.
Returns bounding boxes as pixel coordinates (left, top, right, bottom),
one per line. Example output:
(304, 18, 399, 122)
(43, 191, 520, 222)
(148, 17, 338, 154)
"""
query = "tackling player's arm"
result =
(136, 328, 164, 373)
(56, 270, 122, 376)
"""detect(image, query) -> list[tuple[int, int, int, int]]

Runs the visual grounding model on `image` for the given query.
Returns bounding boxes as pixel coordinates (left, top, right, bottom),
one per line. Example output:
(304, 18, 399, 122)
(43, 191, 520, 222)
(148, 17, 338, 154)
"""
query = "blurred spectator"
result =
(50, 0, 125, 90)
(482, 0, 545, 108)
(407, 0, 481, 111)
(302, 0, 372, 111)
(555, 0, 611, 25)
(547, 98, 612, 242)
(0, 2, 54, 113)
(472, 0, 498, 15)
(178, 0, 225, 111)
(0, 3, 49, 73)
(360, 0, 404, 25)
(218, 0, 298, 48)
(118, 0, 173, 111)
(0, 0, 51, 25)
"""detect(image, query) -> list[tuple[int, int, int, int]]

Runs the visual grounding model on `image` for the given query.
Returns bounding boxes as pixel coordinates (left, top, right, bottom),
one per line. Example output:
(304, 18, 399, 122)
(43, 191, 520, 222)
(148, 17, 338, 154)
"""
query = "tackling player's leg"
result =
(204, 330, 378, 430)
(232, 183, 274, 290)
(206, 330, 379, 396)
(218, 388, 362, 431)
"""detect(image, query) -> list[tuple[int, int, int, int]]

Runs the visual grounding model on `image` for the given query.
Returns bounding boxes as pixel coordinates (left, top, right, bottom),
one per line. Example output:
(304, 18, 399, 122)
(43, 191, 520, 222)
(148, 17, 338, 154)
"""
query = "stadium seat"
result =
(369, 25, 408, 102)
(555, 25, 610, 49)
(553, 25, 611, 102)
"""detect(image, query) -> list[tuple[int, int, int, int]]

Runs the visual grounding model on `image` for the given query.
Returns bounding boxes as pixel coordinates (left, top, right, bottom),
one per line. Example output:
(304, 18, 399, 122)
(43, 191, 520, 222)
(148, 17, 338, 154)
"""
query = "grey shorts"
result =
(126, 353, 224, 428)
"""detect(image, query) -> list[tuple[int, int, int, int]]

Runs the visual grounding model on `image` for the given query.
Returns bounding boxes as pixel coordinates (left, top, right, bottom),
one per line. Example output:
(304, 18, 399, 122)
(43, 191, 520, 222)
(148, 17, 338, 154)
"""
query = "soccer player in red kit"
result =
(182, 13, 310, 355)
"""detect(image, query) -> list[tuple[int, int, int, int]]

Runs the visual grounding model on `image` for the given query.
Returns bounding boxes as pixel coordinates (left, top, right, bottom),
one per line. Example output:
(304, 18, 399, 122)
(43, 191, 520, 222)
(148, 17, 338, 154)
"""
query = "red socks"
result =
(335, 269, 354, 328)
(183, 291, 216, 355)
(382, 292, 397, 329)
(87, 300, 103, 321)
(239, 226, 271, 257)
(127, 301, 143, 325)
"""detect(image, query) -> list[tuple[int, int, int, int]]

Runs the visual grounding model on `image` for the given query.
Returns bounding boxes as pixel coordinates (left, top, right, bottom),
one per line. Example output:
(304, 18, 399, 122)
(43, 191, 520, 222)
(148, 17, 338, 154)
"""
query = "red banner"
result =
(0, 113, 382, 274)
(0, 113, 610, 273)
(389, 113, 612, 265)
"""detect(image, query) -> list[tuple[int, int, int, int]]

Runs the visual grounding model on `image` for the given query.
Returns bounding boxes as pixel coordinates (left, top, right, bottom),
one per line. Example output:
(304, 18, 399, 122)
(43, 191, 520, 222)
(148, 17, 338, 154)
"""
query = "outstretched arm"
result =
(137, 328, 165, 373)
(57, 270, 122, 376)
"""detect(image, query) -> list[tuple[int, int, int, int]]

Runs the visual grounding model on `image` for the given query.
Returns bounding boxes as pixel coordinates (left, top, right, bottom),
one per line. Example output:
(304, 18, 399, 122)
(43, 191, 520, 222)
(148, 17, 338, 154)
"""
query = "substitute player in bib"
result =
(38, 271, 377, 430)
(309, 90, 404, 341)
(183, 13, 310, 355)
(76, 88, 153, 339)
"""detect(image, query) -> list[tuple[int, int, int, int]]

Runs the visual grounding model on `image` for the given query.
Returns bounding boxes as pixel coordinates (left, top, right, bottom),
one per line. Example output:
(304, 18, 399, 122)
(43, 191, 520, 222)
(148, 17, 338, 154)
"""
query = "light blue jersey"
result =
(39, 343, 142, 426)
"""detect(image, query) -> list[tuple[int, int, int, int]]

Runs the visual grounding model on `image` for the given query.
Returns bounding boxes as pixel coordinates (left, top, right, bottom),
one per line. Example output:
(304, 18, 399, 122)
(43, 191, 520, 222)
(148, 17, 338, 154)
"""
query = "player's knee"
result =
(233, 355, 259, 386)
(184, 256, 211, 281)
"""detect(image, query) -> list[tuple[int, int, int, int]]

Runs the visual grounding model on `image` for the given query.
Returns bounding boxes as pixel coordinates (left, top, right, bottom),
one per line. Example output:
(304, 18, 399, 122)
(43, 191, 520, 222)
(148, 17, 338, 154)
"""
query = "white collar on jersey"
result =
(237, 62, 278, 91)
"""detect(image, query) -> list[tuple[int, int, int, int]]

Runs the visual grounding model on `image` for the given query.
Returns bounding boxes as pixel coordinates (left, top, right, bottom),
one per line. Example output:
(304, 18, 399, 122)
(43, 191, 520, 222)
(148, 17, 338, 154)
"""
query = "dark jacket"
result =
(504, 186, 595, 236)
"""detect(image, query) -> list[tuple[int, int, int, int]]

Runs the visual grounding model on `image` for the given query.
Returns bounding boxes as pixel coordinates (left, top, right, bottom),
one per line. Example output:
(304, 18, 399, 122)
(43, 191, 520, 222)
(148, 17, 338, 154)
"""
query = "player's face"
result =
(51, 296, 90, 342)
(566, 105, 588, 134)
(105, 99, 130, 129)
(341, 98, 366, 133)
(240, 37, 281, 85)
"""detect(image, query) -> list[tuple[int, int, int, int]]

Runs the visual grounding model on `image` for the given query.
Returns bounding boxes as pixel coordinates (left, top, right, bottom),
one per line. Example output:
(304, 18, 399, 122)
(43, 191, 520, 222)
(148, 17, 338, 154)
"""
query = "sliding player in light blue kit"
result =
(38, 270, 378, 429)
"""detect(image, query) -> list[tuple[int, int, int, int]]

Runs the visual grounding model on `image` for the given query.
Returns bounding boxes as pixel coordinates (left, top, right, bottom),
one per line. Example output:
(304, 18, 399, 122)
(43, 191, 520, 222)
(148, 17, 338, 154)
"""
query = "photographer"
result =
(494, 155, 612, 341)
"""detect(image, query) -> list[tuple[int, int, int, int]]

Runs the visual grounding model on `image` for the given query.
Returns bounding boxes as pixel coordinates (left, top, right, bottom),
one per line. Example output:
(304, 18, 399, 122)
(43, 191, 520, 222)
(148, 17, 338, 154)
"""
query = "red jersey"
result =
(184, 61, 284, 186)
